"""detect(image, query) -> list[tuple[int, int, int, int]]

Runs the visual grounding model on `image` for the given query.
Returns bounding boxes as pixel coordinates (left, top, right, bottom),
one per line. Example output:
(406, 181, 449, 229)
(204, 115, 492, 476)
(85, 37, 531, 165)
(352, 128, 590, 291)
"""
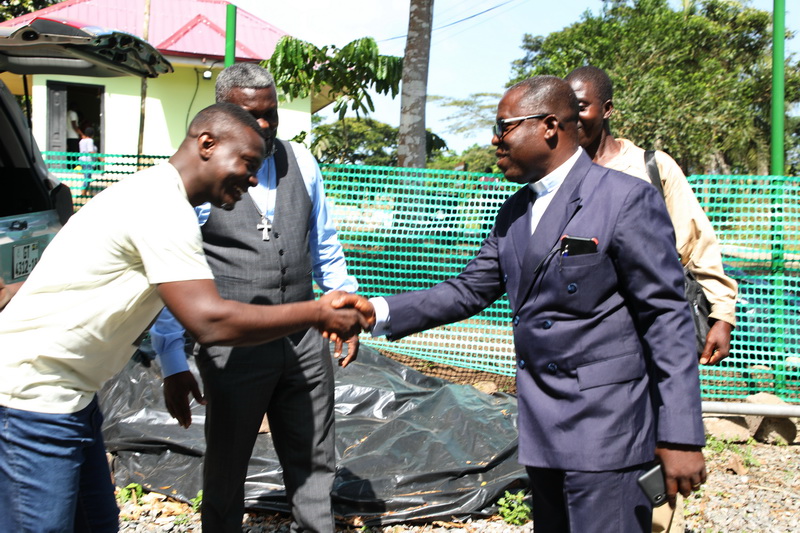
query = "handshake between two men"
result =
(316, 290, 376, 350)
(158, 284, 376, 429)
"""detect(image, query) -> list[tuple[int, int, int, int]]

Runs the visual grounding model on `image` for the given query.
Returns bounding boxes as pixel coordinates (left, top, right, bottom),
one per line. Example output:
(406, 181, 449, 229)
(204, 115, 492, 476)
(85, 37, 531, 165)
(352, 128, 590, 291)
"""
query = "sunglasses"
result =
(493, 113, 550, 138)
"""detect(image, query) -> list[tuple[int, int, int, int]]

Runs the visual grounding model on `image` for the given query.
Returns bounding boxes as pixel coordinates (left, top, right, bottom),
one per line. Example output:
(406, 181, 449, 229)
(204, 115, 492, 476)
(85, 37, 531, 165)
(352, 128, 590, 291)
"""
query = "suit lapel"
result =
(509, 186, 534, 268)
(513, 153, 594, 311)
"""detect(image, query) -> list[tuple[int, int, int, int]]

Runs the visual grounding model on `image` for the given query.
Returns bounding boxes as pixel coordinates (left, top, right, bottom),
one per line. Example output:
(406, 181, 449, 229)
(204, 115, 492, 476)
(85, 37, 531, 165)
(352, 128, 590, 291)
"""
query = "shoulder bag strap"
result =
(644, 149, 663, 197)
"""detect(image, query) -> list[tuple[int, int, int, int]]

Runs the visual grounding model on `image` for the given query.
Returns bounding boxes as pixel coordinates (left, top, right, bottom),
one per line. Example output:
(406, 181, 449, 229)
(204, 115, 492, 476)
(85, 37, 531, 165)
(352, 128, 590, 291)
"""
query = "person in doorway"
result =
(150, 63, 359, 532)
(362, 76, 706, 532)
(0, 102, 373, 533)
(67, 105, 82, 154)
(79, 126, 97, 193)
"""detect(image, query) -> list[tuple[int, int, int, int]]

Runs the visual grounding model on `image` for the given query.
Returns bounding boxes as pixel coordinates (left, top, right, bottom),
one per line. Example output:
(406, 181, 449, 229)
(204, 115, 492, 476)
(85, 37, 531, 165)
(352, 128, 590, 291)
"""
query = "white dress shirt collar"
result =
(529, 147, 583, 198)
(527, 147, 583, 234)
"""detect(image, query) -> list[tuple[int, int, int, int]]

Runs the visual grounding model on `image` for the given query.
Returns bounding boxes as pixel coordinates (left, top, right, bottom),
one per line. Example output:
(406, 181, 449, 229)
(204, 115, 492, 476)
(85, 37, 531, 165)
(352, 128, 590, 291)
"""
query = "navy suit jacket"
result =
(385, 151, 705, 471)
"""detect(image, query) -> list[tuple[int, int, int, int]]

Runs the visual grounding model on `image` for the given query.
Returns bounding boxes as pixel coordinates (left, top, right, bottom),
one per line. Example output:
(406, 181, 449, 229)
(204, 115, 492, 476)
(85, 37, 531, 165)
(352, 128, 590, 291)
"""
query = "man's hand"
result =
(317, 291, 375, 341)
(655, 444, 706, 507)
(163, 370, 206, 428)
(699, 320, 733, 365)
(0, 277, 22, 311)
(0, 277, 10, 310)
(333, 335, 360, 368)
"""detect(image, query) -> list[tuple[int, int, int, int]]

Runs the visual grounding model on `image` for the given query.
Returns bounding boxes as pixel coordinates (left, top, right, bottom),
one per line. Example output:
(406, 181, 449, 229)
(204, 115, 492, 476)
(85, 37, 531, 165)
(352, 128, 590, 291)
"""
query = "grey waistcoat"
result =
(201, 140, 314, 307)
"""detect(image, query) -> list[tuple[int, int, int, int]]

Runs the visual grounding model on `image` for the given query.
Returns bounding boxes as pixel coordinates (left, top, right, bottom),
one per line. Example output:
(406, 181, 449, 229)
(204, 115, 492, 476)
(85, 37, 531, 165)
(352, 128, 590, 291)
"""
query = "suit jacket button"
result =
(513, 315, 520, 326)
(503, 274, 508, 283)
(543, 320, 552, 329)
(567, 283, 578, 294)
(518, 359, 526, 369)
(546, 362, 558, 374)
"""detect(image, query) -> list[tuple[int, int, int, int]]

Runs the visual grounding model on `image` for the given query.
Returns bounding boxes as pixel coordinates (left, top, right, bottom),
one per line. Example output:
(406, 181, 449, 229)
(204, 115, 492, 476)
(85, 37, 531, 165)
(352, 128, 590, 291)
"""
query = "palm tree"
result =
(397, 0, 434, 168)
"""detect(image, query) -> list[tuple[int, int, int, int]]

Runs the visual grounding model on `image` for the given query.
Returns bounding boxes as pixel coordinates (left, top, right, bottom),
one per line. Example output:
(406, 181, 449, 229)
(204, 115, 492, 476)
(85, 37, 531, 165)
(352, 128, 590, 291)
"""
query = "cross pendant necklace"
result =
(249, 190, 274, 241)
(256, 216, 272, 241)
(248, 165, 277, 241)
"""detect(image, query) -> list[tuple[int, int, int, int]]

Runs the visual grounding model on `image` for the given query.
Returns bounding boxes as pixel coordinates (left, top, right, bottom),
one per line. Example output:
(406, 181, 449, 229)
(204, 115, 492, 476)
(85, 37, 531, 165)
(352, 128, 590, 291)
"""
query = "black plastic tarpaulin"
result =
(99, 346, 526, 525)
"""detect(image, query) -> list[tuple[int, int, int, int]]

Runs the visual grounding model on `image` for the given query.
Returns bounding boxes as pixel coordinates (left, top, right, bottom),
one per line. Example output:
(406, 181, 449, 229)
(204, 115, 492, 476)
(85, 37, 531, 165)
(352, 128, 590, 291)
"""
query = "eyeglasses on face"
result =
(493, 113, 550, 138)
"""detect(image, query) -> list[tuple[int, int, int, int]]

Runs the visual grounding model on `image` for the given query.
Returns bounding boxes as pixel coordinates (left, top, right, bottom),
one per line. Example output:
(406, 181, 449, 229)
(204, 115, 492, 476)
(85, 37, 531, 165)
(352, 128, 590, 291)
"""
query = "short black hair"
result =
(188, 102, 264, 140)
(565, 66, 613, 104)
(507, 75, 579, 125)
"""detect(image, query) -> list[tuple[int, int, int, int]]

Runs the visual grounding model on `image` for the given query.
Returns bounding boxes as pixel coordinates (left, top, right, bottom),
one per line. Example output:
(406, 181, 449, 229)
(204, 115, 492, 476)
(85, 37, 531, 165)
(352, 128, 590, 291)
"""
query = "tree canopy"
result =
(427, 144, 499, 174)
(266, 36, 402, 120)
(310, 117, 447, 167)
(509, 0, 800, 175)
(0, 0, 58, 21)
(430, 92, 502, 137)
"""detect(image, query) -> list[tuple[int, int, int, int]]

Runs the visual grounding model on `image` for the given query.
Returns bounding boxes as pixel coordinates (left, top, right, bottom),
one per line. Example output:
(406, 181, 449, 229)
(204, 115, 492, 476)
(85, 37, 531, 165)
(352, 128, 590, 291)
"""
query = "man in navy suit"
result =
(366, 76, 706, 532)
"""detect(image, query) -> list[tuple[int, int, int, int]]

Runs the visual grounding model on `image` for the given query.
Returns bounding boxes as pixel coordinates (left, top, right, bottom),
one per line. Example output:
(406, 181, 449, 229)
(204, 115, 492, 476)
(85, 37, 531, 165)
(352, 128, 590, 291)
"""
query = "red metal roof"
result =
(0, 0, 286, 62)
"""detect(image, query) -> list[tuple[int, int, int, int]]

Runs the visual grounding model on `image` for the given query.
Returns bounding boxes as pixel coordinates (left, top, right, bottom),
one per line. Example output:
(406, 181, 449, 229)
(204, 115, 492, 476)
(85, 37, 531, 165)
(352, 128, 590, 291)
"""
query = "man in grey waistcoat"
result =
(150, 63, 359, 532)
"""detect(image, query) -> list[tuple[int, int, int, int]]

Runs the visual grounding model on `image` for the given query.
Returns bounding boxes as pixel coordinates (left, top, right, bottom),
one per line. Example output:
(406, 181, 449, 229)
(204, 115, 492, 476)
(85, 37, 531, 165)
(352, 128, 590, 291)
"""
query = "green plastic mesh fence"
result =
(43, 152, 170, 209)
(46, 154, 800, 401)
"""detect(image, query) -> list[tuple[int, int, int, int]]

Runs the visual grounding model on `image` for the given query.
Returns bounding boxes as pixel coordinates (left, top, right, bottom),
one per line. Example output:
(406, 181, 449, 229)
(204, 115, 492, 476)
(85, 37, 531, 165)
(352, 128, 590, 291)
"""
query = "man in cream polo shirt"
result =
(0, 102, 373, 533)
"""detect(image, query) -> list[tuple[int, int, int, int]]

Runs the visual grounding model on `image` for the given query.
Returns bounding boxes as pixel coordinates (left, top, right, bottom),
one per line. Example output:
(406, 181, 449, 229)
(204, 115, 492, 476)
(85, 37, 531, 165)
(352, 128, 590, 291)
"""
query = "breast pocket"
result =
(549, 253, 617, 311)
(559, 252, 603, 268)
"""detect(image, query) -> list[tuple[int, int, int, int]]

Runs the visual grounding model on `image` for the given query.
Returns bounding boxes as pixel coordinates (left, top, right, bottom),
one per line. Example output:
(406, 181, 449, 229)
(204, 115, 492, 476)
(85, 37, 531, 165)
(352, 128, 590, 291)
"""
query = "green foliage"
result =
(189, 489, 203, 512)
(427, 143, 499, 173)
(430, 92, 503, 136)
(497, 490, 532, 526)
(787, 114, 800, 176)
(509, 0, 800, 175)
(266, 36, 402, 120)
(310, 117, 447, 166)
(705, 434, 760, 467)
(0, 0, 59, 21)
(311, 117, 398, 166)
(115, 483, 144, 505)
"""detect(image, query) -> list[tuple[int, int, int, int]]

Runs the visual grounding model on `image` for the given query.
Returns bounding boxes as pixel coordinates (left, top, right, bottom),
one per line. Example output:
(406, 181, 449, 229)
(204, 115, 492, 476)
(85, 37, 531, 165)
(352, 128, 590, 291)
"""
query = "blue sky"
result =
(233, 0, 797, 153)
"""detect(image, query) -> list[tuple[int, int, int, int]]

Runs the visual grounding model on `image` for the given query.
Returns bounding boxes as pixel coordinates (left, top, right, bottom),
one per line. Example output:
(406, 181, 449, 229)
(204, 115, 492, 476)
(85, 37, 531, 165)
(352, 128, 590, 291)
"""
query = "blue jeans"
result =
(0, 396, 119, 532)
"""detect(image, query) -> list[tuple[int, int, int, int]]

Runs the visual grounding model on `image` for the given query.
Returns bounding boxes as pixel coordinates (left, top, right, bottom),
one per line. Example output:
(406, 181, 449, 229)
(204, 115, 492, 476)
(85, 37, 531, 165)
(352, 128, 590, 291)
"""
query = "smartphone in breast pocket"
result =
(560, 235, 598, 257)
(637, 462, 667, 507)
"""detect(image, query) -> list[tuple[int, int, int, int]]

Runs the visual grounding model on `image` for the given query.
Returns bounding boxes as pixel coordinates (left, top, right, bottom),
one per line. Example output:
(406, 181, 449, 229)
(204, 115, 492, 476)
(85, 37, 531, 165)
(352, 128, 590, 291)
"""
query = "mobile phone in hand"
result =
(637, 462, 667, 507)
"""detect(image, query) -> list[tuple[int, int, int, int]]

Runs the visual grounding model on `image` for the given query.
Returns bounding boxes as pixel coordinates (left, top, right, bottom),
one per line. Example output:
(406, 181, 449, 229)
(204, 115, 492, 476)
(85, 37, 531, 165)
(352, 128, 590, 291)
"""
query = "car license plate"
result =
(12, 242, 40, 280)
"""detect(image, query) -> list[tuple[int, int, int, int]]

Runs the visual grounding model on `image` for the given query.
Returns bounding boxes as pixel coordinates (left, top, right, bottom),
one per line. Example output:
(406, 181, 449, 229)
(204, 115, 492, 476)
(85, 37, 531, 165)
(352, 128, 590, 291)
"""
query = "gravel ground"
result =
(117, 437, 800, 532)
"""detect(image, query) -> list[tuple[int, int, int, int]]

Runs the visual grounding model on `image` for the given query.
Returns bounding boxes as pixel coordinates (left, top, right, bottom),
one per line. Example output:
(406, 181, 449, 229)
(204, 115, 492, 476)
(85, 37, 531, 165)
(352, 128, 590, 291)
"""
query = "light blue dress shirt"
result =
(151, 142, 358, 376)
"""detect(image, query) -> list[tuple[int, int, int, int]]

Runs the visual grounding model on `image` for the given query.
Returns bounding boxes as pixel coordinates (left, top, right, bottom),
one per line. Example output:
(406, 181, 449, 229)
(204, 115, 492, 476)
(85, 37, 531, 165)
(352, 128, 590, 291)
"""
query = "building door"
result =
(47, 82, 104, 154)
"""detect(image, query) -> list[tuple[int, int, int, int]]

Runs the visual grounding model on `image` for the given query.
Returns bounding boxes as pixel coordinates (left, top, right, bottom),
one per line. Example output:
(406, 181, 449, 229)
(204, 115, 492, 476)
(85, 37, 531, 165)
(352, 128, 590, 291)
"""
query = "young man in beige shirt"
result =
(566, 66, 737, 365)
(566, 66, 737, 533)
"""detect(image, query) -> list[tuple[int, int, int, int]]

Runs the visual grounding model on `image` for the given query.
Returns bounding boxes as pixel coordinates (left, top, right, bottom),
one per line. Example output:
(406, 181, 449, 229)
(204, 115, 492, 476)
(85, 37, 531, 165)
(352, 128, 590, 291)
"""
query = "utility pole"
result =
(136, 0, 151, 162)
